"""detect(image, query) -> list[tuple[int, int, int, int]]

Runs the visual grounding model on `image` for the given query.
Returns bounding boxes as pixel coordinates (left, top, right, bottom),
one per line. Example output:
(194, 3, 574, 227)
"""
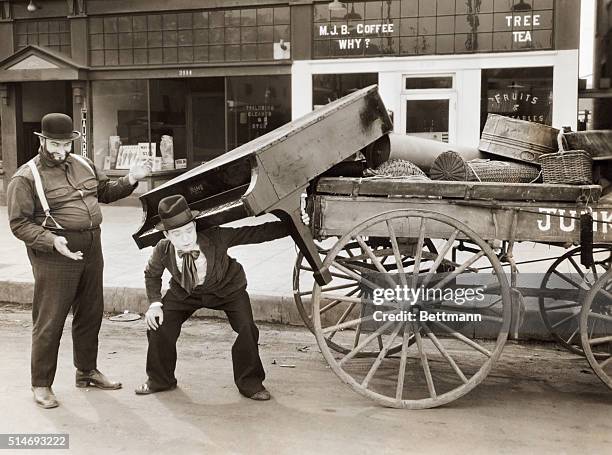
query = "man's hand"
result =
(145, 304, 164, 330)
(128, 159, 151, 185)
(53, 236, 83, 260)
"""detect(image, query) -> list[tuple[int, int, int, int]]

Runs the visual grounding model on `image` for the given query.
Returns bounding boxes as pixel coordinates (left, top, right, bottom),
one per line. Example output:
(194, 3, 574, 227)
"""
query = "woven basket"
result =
(539, 132, 593, 184)
(430, 151, 541, 183)
(366, 159, 428, 178)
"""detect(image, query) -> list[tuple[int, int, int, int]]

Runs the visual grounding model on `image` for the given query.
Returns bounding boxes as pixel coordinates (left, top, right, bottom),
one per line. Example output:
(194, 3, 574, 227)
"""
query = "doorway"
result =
(400, 75, 456, 143)
(20, 81, 72, 165)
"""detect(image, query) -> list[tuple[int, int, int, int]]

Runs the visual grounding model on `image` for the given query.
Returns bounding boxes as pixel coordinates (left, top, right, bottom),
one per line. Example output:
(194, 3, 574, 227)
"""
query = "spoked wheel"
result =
(294, 239, 442, 356)
(580, 268, 612, 389)
(539, 245, 612, 356)
(312, 209, 511, 409)
(293, 241, 393, 356)
(293, 242, 360, 333)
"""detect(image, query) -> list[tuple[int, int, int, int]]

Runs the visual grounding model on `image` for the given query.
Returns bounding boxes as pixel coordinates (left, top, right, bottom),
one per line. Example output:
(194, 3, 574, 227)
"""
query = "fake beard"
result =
(42, 144, 69, 164)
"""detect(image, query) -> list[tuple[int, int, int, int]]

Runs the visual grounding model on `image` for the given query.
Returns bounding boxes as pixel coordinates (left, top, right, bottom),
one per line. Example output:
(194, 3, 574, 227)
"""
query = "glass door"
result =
(400, 75, 456, 143)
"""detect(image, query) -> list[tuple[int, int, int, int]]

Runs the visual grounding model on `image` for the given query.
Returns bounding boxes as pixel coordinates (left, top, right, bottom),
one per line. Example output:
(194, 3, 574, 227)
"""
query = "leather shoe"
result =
(32, 387, 59, 409)
(76, 369, 122, 390)
(134, 382, 177, 395)
(249, 389, 271, 401)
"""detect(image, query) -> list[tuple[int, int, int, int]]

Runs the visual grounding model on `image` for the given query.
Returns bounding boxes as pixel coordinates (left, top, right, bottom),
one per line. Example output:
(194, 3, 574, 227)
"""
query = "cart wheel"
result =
(293, 241, 414, 356)
(539, 245, 612, 356)
(312, 209, 511, 409)
(580, 268, 612, 389)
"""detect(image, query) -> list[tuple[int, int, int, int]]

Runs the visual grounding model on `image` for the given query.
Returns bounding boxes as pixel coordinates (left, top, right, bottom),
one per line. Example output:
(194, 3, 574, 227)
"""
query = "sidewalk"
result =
(0, 205, 304, 324)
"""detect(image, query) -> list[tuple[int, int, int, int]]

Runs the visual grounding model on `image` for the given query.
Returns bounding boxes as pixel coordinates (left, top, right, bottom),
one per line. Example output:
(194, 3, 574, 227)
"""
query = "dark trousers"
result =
(145, 288, 265, 397)
(27, 229, 104, 387)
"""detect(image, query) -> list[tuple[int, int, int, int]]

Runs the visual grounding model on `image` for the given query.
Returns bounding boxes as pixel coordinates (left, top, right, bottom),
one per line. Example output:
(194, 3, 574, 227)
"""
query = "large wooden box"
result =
(479, 114, 559, 164)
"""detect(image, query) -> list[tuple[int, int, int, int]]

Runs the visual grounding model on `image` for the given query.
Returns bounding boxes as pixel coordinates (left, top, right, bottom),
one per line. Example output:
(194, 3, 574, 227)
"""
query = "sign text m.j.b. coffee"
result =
(318, 22, 394, 50)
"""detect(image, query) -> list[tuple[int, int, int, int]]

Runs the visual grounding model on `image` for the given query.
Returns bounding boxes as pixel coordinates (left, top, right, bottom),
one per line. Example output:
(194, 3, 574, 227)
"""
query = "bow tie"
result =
(178, 249, 200, 259)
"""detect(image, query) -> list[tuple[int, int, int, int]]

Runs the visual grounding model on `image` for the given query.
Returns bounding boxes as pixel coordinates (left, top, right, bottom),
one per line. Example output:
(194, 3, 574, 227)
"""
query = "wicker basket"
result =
(366, 159, 428, 178)
(430, 151, 541, 183)
(539, 132, 593, 184)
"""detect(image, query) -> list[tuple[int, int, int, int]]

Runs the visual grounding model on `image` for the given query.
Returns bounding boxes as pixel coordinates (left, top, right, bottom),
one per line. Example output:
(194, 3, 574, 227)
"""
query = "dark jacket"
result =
(7, 151, 136, 252)
(144, 221, 290, 304)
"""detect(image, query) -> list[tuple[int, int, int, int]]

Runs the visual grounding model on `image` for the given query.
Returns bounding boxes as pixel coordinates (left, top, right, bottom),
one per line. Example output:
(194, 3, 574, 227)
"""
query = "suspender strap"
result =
(70, 154, 96, 176)
(26, 159, 65, 230)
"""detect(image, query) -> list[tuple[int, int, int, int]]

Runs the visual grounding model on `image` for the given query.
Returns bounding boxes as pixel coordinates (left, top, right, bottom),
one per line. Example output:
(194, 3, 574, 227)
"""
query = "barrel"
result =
(479, 114, 559, 164)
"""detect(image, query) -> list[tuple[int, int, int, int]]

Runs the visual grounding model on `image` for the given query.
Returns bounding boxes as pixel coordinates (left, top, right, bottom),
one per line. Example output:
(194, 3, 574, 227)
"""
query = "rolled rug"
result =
(430, 150, 541, 183)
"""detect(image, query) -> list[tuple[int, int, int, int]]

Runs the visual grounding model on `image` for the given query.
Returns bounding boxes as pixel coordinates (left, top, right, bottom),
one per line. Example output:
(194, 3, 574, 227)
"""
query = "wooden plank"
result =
(316, 177, 602, 203)
(314, 195, 612, 243)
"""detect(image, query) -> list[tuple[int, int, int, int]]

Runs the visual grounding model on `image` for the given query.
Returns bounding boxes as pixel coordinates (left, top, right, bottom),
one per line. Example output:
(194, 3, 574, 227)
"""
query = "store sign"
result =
(317, 22, 395, 50)
(504, 14, 543, 43)
(487, 89, 551, 123)
(244, 104, 275, 131)
(80, 107, 87, 157)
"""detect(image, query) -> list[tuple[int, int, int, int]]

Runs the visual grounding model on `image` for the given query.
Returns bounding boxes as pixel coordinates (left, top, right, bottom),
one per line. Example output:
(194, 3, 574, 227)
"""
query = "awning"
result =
(0, 45, 88, 82)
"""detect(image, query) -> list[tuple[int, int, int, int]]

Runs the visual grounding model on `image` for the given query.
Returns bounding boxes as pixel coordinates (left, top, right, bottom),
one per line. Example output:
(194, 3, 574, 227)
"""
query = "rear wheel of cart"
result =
(579, 268, 612, 389)
(538, 245, 612, 356)
(311, 209, 512, 409)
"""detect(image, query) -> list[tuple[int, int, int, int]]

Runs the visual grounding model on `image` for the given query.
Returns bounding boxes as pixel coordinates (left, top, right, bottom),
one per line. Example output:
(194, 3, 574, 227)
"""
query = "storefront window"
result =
(91, 80, 148, 170)
(226, 75, 291, 151)
(14, 19, 71, 56)
(92, 76, 291, 170)
(313, 0, 554, 58)
(189, 78, 226, 163)
(89, 6, 290, 66)
(312, 73, 378, 109)
(149, 79, 188, 167)
(481, 67, 553, 130)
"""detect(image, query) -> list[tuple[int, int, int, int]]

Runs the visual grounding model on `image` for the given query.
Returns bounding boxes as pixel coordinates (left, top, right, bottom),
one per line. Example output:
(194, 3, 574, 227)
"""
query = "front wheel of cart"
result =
(579, 268, 612, 389)
(312, 209, 512, 409)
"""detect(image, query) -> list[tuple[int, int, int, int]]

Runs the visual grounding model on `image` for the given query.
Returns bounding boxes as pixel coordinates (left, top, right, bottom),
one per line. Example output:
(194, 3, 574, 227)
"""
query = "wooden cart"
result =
(293, 178, 612, 408)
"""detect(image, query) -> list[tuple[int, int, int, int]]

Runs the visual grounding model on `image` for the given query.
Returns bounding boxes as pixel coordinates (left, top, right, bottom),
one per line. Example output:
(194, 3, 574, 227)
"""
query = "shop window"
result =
(149, 80, 188, 167)
(89, 6, 290, 66)
(313, 0, 554, 58)
(91, 80, 149, 170)
(92, 80, 188, 173)
(480, 67, 553, 130)
(312, 73, 378, 109)
(14, 19, 71, 56)
(226, 75, 292, 151)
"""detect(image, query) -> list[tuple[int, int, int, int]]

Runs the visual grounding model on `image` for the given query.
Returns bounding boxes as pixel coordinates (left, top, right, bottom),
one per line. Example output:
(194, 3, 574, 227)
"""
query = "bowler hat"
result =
(34, 113, 81, 141)
(155, 195, 199, 231)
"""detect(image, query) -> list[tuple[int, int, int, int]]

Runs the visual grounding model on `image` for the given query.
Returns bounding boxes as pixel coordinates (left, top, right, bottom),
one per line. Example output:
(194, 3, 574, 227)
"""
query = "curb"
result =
(0, 280, 557, 340)
(0, 280, 306, 326)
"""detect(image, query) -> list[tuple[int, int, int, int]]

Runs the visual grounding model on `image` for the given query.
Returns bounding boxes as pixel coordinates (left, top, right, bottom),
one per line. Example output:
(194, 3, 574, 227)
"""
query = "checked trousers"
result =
(27, 228, 104, 387)
(145, 288, 266, 398)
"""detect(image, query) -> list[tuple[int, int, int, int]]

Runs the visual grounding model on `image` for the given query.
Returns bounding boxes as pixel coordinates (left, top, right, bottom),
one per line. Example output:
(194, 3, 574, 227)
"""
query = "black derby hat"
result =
(34, 113, 81, 141)
(155, 195, 200, 231)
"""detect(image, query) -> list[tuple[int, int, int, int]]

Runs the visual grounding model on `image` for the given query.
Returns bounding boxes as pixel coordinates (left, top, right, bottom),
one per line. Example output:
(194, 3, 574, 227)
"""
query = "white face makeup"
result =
(41, 138, 73, 162)
(164, 221, 197, 252)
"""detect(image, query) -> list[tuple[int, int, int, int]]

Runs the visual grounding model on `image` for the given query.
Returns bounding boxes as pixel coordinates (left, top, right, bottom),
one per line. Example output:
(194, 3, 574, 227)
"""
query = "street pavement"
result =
(0, 306, 610, 455)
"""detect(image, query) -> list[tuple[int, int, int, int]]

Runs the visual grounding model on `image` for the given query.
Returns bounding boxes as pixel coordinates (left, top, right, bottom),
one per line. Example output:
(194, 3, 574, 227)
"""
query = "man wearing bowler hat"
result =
(7, 113, 150, 408)
(136, 194, 290, 401)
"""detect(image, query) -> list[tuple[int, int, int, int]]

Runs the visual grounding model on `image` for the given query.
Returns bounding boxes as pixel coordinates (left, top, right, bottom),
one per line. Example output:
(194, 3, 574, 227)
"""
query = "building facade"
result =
(0, 0, 580, 202)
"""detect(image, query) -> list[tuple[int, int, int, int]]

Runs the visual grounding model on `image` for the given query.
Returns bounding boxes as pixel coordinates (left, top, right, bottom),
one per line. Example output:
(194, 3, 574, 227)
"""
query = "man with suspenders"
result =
(7, 113, 150, 409)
